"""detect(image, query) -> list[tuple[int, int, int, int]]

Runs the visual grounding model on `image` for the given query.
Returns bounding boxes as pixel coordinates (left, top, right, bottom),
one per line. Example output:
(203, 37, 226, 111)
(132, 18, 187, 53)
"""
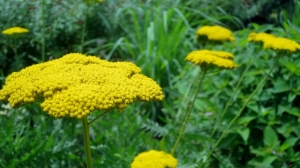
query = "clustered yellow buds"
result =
(185, 50, 237, 69)
(247, 32, 275, 43)
(0, 53, 164, 119)
(248, 32, 300, 52)
(131, 150, 178, 168)
(2, 27, 29, 35)
(196, 25, 235, 42)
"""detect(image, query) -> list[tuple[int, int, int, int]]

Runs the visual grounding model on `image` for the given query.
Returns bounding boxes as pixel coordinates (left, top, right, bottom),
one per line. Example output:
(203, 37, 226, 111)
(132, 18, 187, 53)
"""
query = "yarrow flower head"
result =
(131, 150, 178, 168)
(0, 53, 164, 119)
(2, 27, 29, 36)
(185, 50, 237, 69)
(196, 25, 235, 42)
(263, 37, 300, 53)
(248, 32, 300, 53)
(247, 32, 275, 43)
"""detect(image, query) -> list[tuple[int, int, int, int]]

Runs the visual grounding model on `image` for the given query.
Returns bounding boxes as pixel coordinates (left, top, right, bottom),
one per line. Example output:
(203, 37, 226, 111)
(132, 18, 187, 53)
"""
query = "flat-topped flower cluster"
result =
(248, 32, 300, 52)
(0, 53, 164, 119)
(185, 50, 237, 69)
(131, 150, 178, 168)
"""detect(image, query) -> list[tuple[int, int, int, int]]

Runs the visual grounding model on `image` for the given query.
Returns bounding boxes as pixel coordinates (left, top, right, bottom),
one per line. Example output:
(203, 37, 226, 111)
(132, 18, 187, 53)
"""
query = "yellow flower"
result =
(196, 25, 235, 42)
(185, 50, 237, 69)
(131, 150, 178, 168)
(263, 37, 300, 52)
(247, 32, 275, 43)
(2, 27, 29, 35)
(0, 53, 164, 119)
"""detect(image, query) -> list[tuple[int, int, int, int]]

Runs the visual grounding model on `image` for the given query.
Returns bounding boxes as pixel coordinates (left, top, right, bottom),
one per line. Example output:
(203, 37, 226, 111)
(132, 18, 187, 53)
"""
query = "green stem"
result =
(88, 110, 110, 125)
(82, 116, 93, 168)
(176, 68, 200, 119)
(210, 57, 255, 137)
(12, 38, 19, 70)
(80, 3, 89, 53)
(201, 56, 280, 167)
(41, 0, 46, 62)
(171, 68, 207, 155)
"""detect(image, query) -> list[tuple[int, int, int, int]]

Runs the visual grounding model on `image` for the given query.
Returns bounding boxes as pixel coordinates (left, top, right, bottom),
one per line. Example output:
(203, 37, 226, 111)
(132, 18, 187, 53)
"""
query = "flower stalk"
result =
(82, 116, 93, 168)
(171, 67, 207, 155)
(210, 57, 255, 137)
(80, 3, 89, 53)
(201, 55, 280, 167)
(41, 0, 46, 62)
(12, 38, 20, 70)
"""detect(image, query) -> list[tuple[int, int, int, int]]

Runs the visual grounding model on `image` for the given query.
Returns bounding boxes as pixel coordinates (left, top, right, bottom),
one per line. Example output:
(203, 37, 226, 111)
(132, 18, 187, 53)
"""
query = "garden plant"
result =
(1, 0, 300, 168)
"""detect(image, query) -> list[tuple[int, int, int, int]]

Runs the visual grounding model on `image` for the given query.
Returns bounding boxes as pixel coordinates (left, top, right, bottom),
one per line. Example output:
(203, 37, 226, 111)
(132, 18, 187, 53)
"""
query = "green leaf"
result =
(288, 91, 298, 102)
(286, 107, 300, 117)
(236, 128, 250, 143)
(237, 116, 257, 125)
(263, 126, 279, 148)
(261, 156, 277, 166)
(272, 78, 289, 93)
(279, 137, 299, 152)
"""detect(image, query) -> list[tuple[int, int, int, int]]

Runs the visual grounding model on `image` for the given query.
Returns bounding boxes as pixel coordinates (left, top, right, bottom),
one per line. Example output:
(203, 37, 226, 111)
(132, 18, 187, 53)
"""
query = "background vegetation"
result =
(1, 0, 300, 167)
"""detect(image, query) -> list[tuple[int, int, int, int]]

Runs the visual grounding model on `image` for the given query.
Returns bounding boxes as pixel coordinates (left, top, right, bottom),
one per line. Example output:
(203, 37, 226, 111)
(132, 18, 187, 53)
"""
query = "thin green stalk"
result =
(176, 68, 200, 119)
(171, 68, 207, 155)
(12, 38, 20, 70)
(82, 116, 93, 168)
(210, 57, 255, 137)
(201, 56, 280, 167)
(88, 110, 110, 125)
(80, 3, 89, 53)
(41, 0, 46, 62)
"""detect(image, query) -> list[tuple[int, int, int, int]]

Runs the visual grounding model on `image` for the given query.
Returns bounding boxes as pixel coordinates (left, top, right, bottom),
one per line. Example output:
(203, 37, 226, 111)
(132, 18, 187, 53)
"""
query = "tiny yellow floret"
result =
(0, 53, 164, 119)
(196, 25, 235, 42)
(2, 27, 29, 35)
(131, 150, 178, 168)
(185, 50, 237, 69)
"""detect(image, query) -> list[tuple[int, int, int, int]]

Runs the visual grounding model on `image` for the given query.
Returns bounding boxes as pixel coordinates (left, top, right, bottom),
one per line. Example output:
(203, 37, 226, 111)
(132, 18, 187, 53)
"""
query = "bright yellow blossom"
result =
(196, 25, 235, 42)
(0, 53, 164, 119)
(2, 27, 29, 35)
(263, 37, 300, 52)
(131, 150, 178, 168)
(247, 32, 275, 43)
(185, 50, 237, 69)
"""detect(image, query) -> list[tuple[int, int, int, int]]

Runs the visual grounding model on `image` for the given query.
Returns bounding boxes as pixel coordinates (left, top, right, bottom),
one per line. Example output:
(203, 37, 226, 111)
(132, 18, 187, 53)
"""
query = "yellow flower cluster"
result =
(131, 150, 178, 168)
(248, 32, 300, 52)
(2, 27, 29, 35)
(196, 25, 235, 42)
(0, 53, 164, 119)
(247, 32, 275, 43)
(263, 37, 300, 52)
(185, 50, 237, 69)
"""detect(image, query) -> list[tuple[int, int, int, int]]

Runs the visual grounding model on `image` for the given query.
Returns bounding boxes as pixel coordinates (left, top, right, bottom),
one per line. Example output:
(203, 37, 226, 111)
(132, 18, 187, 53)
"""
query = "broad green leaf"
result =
(236, 128, 250, 143)
(263, 126, 279, 148)
(279, 137, 298, 152)
(238, 116, 257, 125)
(261, 156, 277, 166)
(272, 78, 289, 93)
(288, 91, 298, 102)
(277, 124, 293, 138)
(286, 107, 300, 117)
(193, 99, 210, 111)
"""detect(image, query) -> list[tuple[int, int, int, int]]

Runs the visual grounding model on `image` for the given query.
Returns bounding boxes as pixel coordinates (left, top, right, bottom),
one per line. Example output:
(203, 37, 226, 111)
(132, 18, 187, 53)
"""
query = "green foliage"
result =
(0, 103, 83, 168)
(1, 0, 300, 167)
